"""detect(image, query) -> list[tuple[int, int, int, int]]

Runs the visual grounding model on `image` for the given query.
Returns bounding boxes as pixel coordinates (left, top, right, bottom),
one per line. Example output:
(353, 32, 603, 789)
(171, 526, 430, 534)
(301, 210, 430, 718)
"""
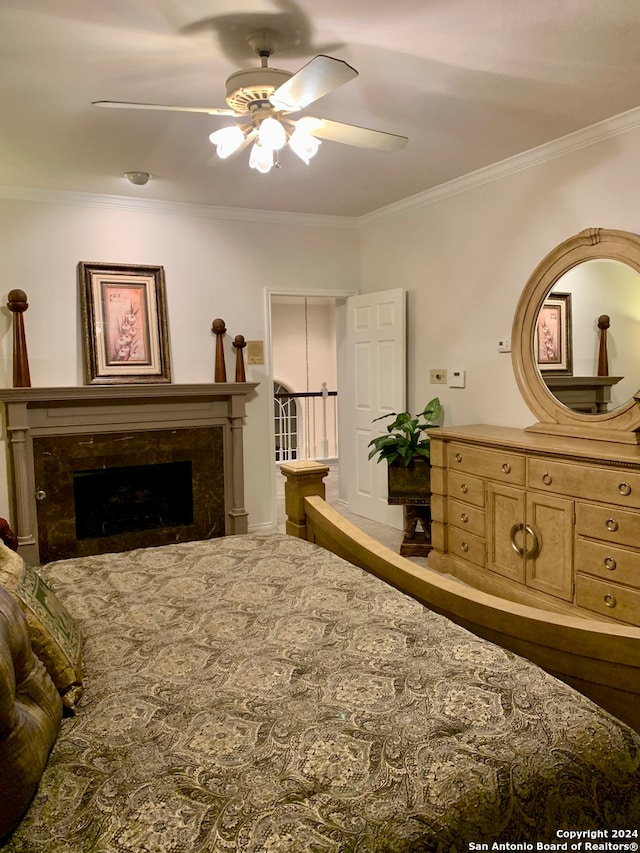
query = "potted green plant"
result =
(367, 397, 442, 503)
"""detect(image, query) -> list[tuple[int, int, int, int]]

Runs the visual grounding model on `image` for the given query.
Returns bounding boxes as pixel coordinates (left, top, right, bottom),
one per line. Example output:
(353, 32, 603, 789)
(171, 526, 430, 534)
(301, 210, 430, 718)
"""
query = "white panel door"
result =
(346, 289, 406, 527)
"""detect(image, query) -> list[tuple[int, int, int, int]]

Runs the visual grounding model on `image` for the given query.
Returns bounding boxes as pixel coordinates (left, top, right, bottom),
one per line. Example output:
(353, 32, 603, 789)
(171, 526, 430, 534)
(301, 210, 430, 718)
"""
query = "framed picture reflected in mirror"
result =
(536, 292, 572, 375)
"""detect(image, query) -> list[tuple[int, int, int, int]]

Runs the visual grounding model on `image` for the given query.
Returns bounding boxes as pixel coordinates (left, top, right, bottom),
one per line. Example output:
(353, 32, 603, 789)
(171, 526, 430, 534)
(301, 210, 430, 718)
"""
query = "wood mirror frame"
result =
(512, 227, 640, 444)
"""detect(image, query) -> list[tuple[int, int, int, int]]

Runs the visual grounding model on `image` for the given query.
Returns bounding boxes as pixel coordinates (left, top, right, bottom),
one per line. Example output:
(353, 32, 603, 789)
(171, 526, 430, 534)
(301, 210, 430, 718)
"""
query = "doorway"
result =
(267, 287, 406, 531)
(267, 290, 351, 526)
(270, 294, 343, 463)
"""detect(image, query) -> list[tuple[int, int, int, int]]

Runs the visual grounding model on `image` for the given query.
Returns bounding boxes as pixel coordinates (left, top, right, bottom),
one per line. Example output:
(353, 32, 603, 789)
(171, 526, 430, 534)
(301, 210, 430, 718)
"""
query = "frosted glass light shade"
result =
(249, 142, 274, 174)
(258, 117, 287, 151)
(288, 129, 321, 165)
(209, 125, 245, 158)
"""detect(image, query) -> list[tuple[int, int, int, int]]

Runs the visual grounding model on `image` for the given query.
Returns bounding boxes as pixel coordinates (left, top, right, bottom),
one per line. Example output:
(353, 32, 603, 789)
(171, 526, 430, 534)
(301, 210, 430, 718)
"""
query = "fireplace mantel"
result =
(0, 383, 258, 564)
(0, 382, 256, 405)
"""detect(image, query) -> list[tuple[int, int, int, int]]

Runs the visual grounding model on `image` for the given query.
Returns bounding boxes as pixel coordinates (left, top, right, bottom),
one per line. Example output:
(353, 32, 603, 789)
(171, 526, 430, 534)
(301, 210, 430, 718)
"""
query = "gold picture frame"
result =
(78, 261, 171, 384)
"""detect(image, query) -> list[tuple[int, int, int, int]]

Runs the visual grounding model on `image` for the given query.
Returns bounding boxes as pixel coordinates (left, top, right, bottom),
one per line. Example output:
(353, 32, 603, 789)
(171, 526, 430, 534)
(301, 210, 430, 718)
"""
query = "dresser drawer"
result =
(575, 538, 640, 589)
(529, 457, 640, 508)
(448, 527, 486, 568)
(448, 443, 525, 485)
(576, 502, 640, 548)
(447, 470, 485, 508)
(576, 574, 640, 624)
(447, 498, 485, 537)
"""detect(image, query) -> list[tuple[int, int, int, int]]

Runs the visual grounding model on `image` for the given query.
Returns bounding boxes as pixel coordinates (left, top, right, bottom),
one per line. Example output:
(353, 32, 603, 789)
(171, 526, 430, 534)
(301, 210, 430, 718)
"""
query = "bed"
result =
(1, 462, 639, 852)
(284, 463, 640, 736)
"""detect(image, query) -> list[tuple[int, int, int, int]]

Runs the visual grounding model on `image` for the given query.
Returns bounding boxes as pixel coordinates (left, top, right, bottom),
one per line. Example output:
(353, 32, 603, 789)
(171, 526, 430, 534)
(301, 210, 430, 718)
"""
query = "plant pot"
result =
(387, 456, 431, 505)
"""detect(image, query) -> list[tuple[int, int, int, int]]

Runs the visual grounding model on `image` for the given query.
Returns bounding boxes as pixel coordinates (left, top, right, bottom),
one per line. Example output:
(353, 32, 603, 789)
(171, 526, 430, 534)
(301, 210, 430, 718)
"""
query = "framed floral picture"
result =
(535, 292, 572, 375)
(78, 262, 171, 384)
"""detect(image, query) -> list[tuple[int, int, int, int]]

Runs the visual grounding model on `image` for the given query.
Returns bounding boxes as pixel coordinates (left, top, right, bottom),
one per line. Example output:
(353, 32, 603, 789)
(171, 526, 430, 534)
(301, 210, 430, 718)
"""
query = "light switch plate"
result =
(246, 340, 264, 364)
(430, 369, 447, 384)
(449, 368, 466, 388)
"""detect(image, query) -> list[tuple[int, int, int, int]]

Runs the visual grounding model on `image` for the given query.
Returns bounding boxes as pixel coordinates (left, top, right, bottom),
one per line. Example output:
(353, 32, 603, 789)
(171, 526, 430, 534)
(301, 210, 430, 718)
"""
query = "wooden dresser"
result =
(429, 424, 640, 626)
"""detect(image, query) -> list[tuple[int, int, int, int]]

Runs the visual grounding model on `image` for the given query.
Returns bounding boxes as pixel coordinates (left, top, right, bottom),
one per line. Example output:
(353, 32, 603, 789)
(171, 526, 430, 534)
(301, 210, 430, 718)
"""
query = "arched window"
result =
(274, 382, 298, 462)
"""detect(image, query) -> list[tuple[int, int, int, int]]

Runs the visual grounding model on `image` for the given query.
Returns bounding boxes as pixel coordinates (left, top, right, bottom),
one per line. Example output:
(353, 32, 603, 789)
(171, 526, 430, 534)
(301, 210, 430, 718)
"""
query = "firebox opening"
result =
(73, 461, 193, 539)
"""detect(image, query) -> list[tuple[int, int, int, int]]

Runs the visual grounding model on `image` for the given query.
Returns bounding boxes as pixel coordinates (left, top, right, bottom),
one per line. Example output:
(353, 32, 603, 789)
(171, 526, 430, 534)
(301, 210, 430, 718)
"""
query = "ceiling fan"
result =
(93, 29, 408, 174)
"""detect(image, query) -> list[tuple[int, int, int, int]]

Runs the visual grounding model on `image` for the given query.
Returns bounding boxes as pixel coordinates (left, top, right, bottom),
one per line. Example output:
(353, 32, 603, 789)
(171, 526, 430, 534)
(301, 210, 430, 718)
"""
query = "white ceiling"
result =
(2, 0, 640, 218)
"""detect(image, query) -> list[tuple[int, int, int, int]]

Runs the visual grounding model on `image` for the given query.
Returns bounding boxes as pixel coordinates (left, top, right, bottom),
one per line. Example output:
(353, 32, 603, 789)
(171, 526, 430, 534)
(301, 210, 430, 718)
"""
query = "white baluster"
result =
(320, 382, 329, 459)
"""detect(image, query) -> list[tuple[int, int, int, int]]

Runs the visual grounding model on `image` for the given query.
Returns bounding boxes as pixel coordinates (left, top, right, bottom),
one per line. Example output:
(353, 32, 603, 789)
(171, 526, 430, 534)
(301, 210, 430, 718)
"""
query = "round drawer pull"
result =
(606, 518, 619, 532)
(603, 593, 617, 608)
(460, 512, 469, 524)
(35, 489, 46, 501)
(502, 463, 511, 474)
(455, 453, 462, 463)
(604, 556, 617, 571)
(542, 473, 552, 486)
(618, 482, 632, 496)
(461, 542, 469, 553)
(460, 483, 468, 494)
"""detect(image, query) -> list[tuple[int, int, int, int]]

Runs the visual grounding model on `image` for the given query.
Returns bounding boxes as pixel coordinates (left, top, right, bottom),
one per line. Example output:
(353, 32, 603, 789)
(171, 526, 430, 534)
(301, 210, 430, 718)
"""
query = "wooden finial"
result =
(7, 289, 31, 387)
(597, 314, 610, 377)
(211, 318, 227, 382)
(233, 335, 247, 382)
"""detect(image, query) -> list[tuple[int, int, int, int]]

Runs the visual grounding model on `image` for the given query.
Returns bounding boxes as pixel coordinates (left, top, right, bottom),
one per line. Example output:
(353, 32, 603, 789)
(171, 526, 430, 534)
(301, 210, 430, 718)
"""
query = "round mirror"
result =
(537, 259, 640, 413)
(512, 228, 640, 442)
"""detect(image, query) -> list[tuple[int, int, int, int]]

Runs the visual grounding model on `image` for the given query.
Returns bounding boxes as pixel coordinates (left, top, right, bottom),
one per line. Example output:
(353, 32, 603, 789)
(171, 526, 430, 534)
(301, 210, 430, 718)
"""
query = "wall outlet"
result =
(430, 368, 447, 384)
(498, 339, 511, 353)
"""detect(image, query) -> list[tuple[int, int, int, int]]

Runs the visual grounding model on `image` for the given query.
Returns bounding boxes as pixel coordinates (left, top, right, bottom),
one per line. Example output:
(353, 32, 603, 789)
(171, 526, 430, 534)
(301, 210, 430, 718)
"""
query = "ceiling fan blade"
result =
(92, 100, 241, 117)
(269, 55, 358, 113)
(294, 116, 408, 151)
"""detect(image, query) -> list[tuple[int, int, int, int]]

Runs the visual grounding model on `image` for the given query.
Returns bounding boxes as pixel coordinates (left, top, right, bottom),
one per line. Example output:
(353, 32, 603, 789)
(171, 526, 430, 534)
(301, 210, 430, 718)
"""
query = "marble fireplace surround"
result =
(0, 383, 257, 565)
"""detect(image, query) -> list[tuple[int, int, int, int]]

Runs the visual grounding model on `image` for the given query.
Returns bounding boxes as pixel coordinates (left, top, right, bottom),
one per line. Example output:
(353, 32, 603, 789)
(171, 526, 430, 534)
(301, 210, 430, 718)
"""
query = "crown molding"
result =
(0, 185, 358, 230)
(359, 104, 640, 226)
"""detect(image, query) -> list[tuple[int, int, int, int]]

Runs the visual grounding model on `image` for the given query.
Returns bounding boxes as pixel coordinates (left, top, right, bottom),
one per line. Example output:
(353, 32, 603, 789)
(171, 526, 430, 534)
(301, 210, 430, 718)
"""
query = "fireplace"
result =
(74, 461, 193, 539)
(32, 425, 225, 562)
(33, 426, 225, 563)
(0, 383, 256, 565)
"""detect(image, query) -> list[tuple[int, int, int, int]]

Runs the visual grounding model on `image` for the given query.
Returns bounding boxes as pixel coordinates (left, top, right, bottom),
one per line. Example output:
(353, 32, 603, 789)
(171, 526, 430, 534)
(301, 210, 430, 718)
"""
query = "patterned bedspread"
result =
(3, 533, 639, 852)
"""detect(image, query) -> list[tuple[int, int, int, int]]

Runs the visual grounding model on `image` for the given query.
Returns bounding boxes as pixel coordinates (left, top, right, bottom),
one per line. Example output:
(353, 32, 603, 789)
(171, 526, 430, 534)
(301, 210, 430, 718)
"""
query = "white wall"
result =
(0, 194, 360, 528)
(359, 121, 640, 431)
(272, 300, 337, 395)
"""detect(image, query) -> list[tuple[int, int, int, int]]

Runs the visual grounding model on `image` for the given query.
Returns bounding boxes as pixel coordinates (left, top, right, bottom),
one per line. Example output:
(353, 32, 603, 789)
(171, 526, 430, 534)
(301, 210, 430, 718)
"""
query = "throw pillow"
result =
(0, 586, 62, 840)
(0, 541, 83, 710)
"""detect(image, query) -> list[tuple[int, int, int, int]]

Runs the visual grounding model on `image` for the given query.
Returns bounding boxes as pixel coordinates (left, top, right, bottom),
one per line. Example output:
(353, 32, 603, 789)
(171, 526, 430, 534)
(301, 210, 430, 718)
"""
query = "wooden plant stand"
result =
(387, 457, 432, 558)
(398, 503, 432, 558)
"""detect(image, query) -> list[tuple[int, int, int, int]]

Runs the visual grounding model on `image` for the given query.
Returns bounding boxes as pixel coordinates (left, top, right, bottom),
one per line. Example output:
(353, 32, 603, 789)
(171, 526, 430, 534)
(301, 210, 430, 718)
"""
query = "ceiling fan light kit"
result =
(208, 125, 246, 159)
(94, 28, 408, 178)
(249, 141, 274, 174)
(288, 128, 321, 165)
(258, 116, 287, 151)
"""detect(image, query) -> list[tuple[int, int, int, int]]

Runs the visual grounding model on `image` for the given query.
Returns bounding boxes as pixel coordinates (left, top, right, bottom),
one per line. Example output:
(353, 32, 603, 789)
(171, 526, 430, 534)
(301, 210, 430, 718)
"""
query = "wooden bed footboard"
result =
(282, 461, 640, 733)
